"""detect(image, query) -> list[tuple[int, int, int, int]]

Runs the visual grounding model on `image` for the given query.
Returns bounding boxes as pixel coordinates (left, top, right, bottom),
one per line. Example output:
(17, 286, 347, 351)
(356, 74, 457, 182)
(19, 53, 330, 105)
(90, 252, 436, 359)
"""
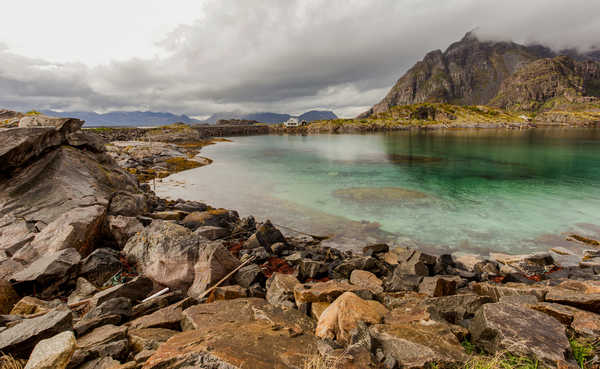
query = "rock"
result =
(316, 292, 387, 343)
(149, 298, 318, 369)
(363, 243, 389, 256)
(425, 294, 493, 324)
(531, 302, 600, 338)
(384, 270, 424, 292)
(10, 296, 64, 317)
(79, 249, 122, 287)
(330, 256, 381, 279)
(128, 328, 177, 354)
(10, 248, 81, 298)
(76, 357, 120, 369)
(74, 315, 122, 337)
(13, 205, 106, 263)
(243, 220, 285, 249)
(350, 270, 384, 294)
(294, 280, 369, 306)
(131, 291, 184, 319)
(265, 272, 300, 309)
(0, 279, 19, 314)
(68, 278, 98, 305)
(128, 298, 195, 330)
(0, 309, 72, 358)
(18, 115, 82, 132)
(124, 221, 202, 291)
(498, 294, 539, 306)
(370, 320, 468, 368)
(234, 264, 264, 288)
(452, 253, 499, 275)
(181, 209, 239, 231)
(24, 331, 76, 369)
(0, 127, 69, 171)
(418, 275, 459, 297)
(545, 281, 600, 313)
(471, 282, 548, 302)
(92, 277, 153, 306)
(209, 285, 248, 301)
(84, 297, 132, 321)
(470, 302, 571, 367)
(297, 259, 327, 280)
(149, 210, 188, 221)
(193, 226, 229, 240)
(311, 302, 330, 320)
(107, 216, 143, 248)
(108, 193, 149, 217)
(69, 324, 129, 368)
(187, 242, 240, 300)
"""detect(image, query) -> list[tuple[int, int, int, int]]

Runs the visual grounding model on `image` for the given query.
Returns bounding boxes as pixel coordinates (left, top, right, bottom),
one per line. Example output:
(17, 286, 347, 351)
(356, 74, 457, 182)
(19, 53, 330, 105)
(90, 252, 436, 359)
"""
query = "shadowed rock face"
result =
(0, 116, 142, 263)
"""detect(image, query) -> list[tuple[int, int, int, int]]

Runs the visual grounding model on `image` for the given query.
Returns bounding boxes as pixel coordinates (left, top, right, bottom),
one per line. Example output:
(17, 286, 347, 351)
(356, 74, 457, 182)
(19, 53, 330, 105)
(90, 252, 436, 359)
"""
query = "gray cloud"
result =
(1, 0, 599, 117)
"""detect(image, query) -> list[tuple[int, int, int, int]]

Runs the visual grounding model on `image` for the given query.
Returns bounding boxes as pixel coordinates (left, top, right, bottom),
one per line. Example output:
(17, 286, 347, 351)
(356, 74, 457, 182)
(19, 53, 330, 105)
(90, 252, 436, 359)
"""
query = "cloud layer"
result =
(1, 0, 599, 117)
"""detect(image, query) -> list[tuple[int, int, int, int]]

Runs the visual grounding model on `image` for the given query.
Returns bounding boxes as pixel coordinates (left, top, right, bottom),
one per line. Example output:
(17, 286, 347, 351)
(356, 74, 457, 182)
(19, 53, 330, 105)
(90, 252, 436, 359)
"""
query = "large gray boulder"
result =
(187, 242, 241, 300)
(10, 248, 81, 297)
(24, 331, 76, 369)
(470, 302, 572, 367)
(0, 309, 73, 358)
(124, 220, 203, 291)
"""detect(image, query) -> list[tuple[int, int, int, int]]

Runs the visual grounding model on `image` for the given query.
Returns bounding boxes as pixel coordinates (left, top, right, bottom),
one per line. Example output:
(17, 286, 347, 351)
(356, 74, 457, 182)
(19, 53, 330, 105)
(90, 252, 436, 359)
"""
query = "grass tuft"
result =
(0, 354, 26, 369)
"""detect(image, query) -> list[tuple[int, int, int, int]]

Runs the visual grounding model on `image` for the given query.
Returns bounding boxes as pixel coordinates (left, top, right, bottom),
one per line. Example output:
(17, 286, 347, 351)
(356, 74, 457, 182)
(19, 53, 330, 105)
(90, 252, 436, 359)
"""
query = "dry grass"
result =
(0, 354, 26, 369)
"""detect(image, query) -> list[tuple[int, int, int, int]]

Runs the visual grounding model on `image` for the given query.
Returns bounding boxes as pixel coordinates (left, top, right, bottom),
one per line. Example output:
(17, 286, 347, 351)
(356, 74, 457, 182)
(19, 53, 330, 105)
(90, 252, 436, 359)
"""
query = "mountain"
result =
(40, 110, 201, 126)
(361, 31, 600, 116)
(202, 110, 337, 124)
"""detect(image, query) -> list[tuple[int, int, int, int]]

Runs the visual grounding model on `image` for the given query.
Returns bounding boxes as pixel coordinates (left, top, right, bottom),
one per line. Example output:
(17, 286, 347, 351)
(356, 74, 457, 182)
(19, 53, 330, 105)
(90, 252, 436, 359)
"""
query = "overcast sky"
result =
(1, 0, 599, 118)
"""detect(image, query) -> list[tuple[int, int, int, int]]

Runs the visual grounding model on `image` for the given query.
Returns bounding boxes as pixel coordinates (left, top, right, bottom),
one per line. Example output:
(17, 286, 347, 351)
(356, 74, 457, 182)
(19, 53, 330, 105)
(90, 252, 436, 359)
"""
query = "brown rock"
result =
(265, 272, 300, 309)
(311, 302, 330, 320)
(294, 280, 366, 306)
(92, 277, 153, 306)
(471, 282, 547, 302)
(70, 324, 129, 368)
(182, 298, 266, 331)
(532, 302, 600, 338)
(418, 275, 459, 297)
(131, 291, 184, 319)
(24, 331, 76, 369)
(208, 285, 248, 301)
(128, 328, 177, 354)
(316, 292, 387, 343)
(350, 270, 384, 294)
(470, 302, 571, 367)
(10, 296, 64, 317)
(127, 298, 195, 331)
(187, 242, 240, 300)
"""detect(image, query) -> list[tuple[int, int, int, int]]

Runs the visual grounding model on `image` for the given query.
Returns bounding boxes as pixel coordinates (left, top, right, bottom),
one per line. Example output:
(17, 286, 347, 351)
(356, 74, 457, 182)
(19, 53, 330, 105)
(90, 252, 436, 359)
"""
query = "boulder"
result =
(498, 294, 539, 306)
(128, 298, 195, 330)
(10, 296, 65, 317)
(0, 279, 19, 314)
(426, 294, 493, 324)
(350, 269, 384, 294)
(193, 226, 229, 241)
(92, 276, 153, 305)
(209, 285, 248, 301)
(470, 302, 571, 367)
(0, 127, 68, 171)
(107, 216, 143, 248)
(234, 264, 264, 288)
(181, 209, 239, 231)
(79, 249, 122, 287)
(128, 328, 177, 354)
(471, 282, 548, 302)
(24, 331, 76, 369)
(243, 220, 285, 249)
(10, 248, 81, 298)
(124, 221, 201, 291)
(68, 278, 98, 305)
(545, 282, 600, 313)
(74, 315, 122, 337)
(330, 256, 381, 279)
(294, 280, 369, 306)
(187, 242, 240, 300)
(370, 320, 468, 368)
(265, 272, 300, 309)
(0, 309, 72, 358)
(131, 291, 184, 319)
(418, 275, 459, 297)
(149, 298, 318, 369)
(384, 270, 424, 292)
(76, 357, 120, 369)
(363, 243, 389, 256)
(316, 292, 387, 343)
(18, 115, 82, 132)
(532, 302, 600, 338)
(84, 297, 132, 321)
(108, 192, 149, 217)
(69, 324, 129, 368)
(297, 259, 328, 280)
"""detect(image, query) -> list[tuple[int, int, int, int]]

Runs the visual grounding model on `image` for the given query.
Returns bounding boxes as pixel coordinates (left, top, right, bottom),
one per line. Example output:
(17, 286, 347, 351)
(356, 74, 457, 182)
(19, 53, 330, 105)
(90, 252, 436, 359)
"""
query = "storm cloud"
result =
(1, 0, 599, 117)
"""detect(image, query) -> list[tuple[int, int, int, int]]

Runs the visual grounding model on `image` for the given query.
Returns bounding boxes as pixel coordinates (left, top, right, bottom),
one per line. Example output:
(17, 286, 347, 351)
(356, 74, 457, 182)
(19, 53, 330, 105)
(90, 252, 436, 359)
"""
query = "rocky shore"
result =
(1, 113, 600, 369)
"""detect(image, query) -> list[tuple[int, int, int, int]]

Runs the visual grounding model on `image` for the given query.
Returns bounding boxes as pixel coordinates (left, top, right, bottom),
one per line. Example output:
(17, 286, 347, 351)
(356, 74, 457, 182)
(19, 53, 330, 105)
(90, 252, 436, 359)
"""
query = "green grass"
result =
(570, 338, 594, 369)
(25, 110, 41, 116)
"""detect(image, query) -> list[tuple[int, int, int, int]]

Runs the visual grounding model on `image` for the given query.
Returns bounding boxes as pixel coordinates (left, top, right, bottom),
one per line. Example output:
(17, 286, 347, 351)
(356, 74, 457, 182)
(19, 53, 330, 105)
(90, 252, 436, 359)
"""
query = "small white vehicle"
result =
(283, 117, 308, 127)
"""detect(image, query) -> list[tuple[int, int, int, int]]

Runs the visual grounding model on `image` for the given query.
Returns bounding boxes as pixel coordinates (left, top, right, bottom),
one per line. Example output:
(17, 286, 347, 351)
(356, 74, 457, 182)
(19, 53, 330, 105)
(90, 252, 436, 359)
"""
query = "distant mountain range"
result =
(360, 31, 600, 117)
(41, 109, 337, 126)
(200, 110, 337, 124)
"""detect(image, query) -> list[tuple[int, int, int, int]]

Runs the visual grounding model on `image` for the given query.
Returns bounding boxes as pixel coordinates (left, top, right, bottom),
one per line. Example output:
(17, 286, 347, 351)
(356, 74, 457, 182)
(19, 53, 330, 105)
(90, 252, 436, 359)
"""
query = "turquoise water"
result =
(157, 128, 600, 254)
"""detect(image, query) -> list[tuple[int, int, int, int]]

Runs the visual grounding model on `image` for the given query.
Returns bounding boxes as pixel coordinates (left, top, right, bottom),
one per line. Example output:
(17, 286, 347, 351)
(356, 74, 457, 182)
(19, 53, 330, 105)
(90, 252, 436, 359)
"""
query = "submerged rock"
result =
(332, 187, 429, 204)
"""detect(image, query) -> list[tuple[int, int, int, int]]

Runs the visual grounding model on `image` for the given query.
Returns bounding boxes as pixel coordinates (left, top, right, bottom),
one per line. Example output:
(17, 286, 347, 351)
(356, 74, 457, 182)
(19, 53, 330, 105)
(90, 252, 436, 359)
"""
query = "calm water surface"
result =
(156, 128, 600, 254)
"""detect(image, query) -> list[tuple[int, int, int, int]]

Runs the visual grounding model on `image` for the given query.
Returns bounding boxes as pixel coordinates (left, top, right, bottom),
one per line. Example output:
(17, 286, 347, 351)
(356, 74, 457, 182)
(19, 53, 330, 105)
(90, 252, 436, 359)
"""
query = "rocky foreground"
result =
(1, 113, 600, 369)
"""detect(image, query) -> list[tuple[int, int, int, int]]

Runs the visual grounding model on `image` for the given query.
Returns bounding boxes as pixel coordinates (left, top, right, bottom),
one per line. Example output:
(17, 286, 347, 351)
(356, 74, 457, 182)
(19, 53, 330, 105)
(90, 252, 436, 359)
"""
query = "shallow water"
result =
(156, 128, 600, 254)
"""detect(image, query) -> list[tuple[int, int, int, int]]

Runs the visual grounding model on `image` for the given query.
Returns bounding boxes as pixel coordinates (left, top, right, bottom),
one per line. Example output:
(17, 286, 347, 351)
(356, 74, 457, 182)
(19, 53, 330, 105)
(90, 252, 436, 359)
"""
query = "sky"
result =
(1, 0, 599, 118)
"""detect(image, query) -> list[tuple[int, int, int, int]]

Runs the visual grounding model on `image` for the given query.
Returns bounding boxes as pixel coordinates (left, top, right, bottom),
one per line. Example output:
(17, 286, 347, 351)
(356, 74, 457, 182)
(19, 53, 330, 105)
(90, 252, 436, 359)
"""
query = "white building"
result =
(284, 117, 308, 127)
